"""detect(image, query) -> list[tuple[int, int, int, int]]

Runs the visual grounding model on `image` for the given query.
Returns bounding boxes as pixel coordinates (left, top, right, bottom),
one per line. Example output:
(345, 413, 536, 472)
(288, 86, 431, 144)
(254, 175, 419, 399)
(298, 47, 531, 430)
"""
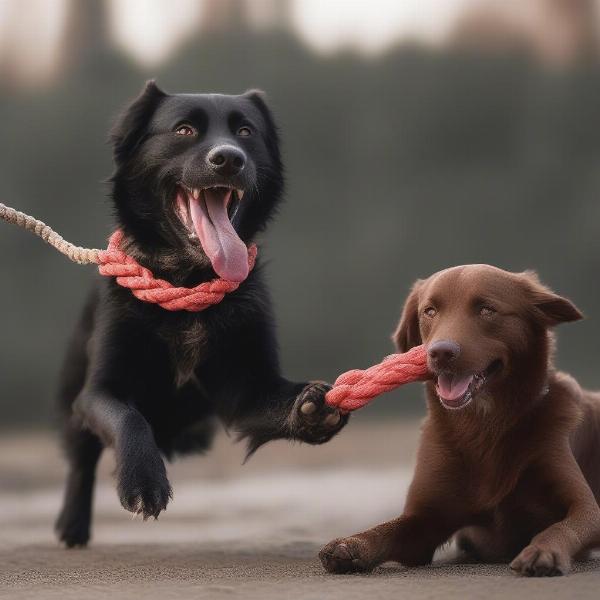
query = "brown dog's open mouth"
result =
(436, 360, 502, 410)
(175, 185, 247, 282)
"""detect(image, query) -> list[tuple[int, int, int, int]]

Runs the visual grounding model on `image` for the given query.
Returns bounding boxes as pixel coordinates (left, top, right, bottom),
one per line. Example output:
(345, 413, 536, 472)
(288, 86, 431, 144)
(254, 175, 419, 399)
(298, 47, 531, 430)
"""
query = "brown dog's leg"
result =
(320, 424, 471, 573)
(510, 450, 600, 577)
(320, 513, 460, 573)
(320, 432, 468, 573)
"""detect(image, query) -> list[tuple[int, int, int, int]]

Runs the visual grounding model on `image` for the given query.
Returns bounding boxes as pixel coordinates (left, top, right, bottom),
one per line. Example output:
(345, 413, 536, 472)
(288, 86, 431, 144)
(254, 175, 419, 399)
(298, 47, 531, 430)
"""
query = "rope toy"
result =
(1, 201, 429, 406)
(0, 203, 256, 312)
(325, 345, 430, 412)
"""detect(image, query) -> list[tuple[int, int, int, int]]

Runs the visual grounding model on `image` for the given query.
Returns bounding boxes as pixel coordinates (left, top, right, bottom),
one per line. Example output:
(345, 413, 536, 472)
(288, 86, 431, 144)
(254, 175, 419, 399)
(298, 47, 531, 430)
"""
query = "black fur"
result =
(55, 82, 348, 547)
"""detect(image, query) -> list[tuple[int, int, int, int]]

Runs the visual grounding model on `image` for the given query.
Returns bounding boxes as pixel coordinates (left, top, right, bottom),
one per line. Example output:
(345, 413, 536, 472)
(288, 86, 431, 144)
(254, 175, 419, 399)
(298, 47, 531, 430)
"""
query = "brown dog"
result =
(320, 264, 600, 577)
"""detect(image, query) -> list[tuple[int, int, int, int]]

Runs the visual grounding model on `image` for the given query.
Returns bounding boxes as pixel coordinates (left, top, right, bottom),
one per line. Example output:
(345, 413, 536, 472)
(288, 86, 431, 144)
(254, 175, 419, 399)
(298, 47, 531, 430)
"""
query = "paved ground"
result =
(1, 421, 599, 599)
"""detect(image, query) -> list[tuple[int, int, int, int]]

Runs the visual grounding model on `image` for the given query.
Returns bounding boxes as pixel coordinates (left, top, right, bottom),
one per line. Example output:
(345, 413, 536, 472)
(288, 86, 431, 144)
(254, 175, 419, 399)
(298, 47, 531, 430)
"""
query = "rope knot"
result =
(96, 230, 258, 312)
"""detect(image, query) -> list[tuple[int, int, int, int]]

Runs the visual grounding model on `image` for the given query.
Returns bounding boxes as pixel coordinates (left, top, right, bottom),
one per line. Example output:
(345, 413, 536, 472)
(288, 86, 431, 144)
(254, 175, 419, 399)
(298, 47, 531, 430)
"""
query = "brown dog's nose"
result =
(428, 340, 460, 367)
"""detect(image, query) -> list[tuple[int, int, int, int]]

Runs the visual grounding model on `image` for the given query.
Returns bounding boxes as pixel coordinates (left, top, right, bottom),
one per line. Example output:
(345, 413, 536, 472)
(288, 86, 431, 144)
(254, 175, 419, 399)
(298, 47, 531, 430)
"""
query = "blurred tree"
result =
(1, 3, 600, 428)
(450, 0, 600, 67)
(201, 0, 250, 33)
(61, 0, 112, 75)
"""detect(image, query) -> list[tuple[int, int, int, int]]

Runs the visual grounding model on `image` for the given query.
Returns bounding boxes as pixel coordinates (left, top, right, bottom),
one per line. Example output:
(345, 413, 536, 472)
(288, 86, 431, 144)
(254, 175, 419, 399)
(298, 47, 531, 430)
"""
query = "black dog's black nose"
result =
(207, 145, 246, 176)
(428, 340, 460, 364)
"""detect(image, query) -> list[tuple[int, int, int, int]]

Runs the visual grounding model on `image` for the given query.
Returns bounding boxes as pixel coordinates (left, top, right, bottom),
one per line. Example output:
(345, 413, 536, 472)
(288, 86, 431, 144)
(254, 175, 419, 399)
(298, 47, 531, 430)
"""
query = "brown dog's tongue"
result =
(189, 188, 249, 282)
(436, 373, 474, 402)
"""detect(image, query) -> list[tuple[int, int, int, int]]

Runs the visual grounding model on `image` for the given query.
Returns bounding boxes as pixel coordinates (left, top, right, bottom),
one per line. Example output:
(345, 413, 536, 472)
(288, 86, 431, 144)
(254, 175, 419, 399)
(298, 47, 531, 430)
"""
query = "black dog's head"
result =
(110, 81, 283, 282)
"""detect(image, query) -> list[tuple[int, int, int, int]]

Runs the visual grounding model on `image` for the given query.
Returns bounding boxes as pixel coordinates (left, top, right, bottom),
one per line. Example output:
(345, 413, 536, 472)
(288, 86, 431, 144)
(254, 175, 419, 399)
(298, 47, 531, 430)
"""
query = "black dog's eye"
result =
(237, 126, 252, 137)
(480, 306, 496, 318)
(424, 307, 437, 318)
(175, 124, 197, 136)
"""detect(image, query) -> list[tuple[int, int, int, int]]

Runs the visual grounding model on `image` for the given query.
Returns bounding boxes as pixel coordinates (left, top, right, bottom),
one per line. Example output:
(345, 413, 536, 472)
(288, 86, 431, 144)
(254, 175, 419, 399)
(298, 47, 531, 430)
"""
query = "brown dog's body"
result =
(321, 265, 600, 576)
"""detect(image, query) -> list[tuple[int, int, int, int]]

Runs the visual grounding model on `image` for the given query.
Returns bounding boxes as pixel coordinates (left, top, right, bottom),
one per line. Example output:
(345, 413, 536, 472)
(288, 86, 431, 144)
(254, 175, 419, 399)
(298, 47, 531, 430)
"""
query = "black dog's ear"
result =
(392, 280, 424, 352)
(520, 271, 584, 327)
(110, 80, 167, 165)
(244, 88, 268, 104)
(243, 89, 281, 165)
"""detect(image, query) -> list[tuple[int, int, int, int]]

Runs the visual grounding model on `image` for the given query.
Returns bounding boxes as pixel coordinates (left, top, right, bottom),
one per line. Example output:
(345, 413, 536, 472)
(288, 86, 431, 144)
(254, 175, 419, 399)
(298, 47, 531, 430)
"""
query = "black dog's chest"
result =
(133, 317, 215, 453)
(144, 373, 215, 457)
(156, 318, 210, 387)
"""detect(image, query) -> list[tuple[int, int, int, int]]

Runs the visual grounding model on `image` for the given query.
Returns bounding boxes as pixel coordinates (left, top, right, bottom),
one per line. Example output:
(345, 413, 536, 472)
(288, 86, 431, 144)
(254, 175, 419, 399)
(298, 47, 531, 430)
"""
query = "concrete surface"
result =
(1, 422, 599, 599)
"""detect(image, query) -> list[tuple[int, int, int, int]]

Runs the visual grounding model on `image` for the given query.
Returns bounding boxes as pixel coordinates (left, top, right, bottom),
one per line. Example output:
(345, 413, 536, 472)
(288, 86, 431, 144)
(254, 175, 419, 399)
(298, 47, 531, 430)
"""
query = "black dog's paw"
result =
(289, 381, 348, 445)
(117, 453, 172, 520)
(55, 509, 91, 548)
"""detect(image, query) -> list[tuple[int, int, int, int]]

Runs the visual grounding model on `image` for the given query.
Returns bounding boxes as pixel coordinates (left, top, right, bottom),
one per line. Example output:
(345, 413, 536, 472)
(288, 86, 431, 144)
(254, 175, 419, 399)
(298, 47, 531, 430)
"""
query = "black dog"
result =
(55, 82, 347, 547)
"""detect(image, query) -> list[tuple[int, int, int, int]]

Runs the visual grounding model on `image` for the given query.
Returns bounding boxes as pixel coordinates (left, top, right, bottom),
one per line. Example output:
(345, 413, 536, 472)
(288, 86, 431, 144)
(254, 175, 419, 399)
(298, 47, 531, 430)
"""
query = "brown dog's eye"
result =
(175, 125, 196, 136)
(480, 306, 496, 317)
(237, 126, 252, 137)
(424, 307, 437, 318)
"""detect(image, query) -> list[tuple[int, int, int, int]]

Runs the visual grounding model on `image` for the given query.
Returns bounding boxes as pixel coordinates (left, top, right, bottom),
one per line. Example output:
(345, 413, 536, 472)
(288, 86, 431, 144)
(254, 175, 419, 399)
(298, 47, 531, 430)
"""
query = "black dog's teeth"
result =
(180, 186, 243, 226)
(184, 194, 196, 238)
(228, 192, 241, 221)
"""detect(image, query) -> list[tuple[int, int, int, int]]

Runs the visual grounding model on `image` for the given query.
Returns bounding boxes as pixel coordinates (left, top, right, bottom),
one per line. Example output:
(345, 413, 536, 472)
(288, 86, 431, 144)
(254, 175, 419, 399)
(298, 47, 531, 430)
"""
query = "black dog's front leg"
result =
(233, 377, 349, 456)
(74, 389, 172, 518)
(204, 308, 349, 455)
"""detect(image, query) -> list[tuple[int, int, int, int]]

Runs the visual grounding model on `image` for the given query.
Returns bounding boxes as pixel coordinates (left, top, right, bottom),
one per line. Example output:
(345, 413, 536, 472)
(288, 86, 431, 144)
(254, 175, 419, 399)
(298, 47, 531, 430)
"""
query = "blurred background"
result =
(1, 0, 600, 429)
(4, 3, 600, 596)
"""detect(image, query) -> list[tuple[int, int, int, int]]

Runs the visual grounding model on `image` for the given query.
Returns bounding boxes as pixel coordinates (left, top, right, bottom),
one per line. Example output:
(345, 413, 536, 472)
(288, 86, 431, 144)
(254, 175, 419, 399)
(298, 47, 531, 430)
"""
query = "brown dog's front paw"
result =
(290, 382, 348, 444)
(510, 544, 570, 577)
(319, 537, 377, 574)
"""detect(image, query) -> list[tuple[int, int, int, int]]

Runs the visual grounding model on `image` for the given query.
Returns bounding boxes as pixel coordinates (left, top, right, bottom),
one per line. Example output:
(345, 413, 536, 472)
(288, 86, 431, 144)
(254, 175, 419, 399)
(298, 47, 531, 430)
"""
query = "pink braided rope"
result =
(96, 230, 257, 312)
(325, 345, 430, 412)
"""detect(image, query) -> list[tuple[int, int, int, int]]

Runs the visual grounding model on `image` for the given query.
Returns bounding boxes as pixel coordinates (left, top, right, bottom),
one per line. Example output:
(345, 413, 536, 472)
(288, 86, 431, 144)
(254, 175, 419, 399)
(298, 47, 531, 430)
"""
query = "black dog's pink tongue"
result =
(189, 188, 249, 282)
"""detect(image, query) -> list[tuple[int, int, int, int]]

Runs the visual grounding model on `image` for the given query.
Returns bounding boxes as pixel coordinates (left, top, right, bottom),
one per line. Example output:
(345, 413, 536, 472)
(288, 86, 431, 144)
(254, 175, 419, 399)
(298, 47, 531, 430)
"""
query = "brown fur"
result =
(320, 264, 600, 577)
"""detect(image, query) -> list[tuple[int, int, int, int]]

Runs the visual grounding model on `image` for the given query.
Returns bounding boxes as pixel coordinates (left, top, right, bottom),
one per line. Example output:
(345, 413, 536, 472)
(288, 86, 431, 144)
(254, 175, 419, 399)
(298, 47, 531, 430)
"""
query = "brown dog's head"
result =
(393, 265, 582, 410)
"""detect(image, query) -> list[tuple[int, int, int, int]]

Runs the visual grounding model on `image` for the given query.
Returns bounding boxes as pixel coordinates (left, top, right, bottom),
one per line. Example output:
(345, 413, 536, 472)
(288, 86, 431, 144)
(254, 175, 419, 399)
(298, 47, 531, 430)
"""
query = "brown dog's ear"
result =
(392, 280, 424, 352)
(520, 271, 584, 326)
(110, 80, 167, 165)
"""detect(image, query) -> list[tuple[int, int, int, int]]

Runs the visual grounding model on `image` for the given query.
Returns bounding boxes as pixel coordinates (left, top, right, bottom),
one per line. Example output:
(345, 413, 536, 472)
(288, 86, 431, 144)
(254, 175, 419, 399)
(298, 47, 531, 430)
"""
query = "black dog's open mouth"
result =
(435, 360, 502, 410)
(175, 185, 248, 282)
